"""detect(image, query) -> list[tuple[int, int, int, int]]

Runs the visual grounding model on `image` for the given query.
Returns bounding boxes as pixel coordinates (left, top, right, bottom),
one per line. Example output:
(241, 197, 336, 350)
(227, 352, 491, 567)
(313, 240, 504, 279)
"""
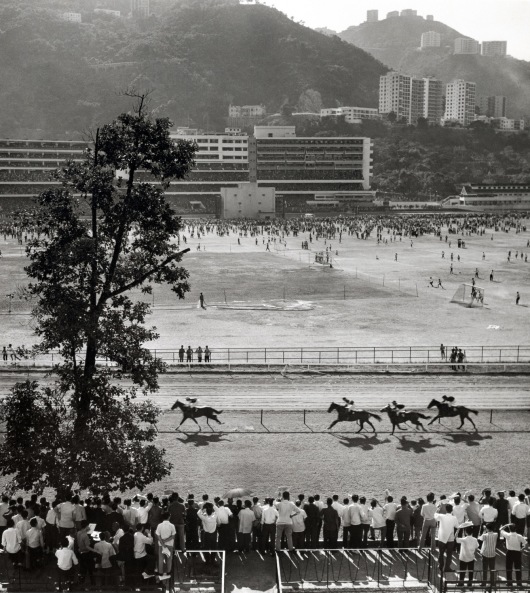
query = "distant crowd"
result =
(1, 486, 529, 589)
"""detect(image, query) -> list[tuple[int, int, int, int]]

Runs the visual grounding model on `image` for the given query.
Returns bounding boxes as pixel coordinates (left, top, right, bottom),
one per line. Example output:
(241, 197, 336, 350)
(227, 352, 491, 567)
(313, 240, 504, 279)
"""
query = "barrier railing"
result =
(3, 345, 530, 368)
(277, 548, 436, 590)
(443, 568, 530, 592)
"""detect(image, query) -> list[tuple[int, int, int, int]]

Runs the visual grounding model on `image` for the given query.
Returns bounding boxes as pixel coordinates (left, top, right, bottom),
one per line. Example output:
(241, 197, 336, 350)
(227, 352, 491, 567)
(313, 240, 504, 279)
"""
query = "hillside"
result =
(339, 15, 530, 119)
(0, 0, 387, 138)
(339, 15, 464, 69)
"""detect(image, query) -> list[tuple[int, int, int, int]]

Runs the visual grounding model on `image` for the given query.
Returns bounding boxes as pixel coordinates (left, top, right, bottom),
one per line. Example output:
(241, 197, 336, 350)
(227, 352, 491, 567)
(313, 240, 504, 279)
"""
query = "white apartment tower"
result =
(454, 38, 480, 54)
(481, 41, 507, 57)
(421, 31, 441, 48)
(367, 9, 379, 22)
(444, 80, 477, 126)
(379, 72, 442, 125)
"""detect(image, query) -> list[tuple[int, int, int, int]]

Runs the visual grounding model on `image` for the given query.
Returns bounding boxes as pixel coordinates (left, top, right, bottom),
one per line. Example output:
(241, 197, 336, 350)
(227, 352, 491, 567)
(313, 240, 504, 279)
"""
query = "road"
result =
(0, 371, 528, 410)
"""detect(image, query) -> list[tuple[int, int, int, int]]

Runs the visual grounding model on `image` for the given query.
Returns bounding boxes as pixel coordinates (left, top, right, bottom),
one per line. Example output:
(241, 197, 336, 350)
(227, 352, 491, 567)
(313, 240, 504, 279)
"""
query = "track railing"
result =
(3, 345, 530, 368)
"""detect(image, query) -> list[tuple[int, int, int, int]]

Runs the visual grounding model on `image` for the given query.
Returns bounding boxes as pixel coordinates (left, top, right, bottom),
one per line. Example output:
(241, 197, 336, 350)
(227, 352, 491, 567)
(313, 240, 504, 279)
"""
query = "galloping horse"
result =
(380, 405, 430, 435)
(427, 399, 478, 430)
(327, 402, 382, 432)
(171, 399, 223, 430)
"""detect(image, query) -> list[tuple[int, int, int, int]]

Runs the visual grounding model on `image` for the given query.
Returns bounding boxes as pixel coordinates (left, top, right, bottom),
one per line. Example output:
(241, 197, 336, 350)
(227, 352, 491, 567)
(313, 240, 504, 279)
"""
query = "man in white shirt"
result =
(261, 499, 279, 555)
(499, 523, 527, 588)
(216, 501, 232, 551)
(435, 504, 459, 573)
(511, 494, 530, 535)
(479, 498, 498, 526)
(1, 518, 22, 566)
(155, 512, 176, 580)
(275, 492, 299, 552)
(134, 524, 154, 578)
(383, 496, 398, 547)
(456, 525, 479, 586)
(349, 495, 365, 549)
(291, 501, 307, 550)
(55, 495, 76, 538)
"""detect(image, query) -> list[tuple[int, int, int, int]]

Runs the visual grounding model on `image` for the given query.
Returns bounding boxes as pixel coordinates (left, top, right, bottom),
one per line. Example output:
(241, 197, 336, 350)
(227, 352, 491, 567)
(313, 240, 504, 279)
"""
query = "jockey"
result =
(342, 397, 355, 413)
(442, 395, 455, 408)
(185, 396, 199, 412)
(390, 400, 406, 416)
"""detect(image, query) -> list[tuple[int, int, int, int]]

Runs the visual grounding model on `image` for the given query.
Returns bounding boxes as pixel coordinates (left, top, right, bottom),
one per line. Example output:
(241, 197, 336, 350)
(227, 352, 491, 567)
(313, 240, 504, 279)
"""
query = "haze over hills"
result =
(0, 0, 386, 138)
(338, 14, 530, 119)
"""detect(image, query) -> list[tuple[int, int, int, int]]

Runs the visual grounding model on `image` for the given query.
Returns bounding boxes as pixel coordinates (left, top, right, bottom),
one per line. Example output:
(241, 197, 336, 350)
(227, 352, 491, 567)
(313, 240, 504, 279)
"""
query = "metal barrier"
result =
(276, 548, 436, 591)
(0, 549, 225, 593)
(443, 568, 530, 592)
(3, 345, 530, 368)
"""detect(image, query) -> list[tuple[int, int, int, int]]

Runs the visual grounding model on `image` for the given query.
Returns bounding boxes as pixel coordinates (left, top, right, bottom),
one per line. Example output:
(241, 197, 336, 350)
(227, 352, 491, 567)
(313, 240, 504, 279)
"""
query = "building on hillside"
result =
(442, 183, 530, 211)
(227, 105, 266, 128)
(366, 9, 379, 22)
(379, 72, 442, 125)
(130, 0, 150, 18)
(421, 31, 441, 48)
(477, 96, 507, 118)
(443, 80, 476, 126)
(386, 11, 399, 18)
(422, 77, 443, 125)
(426, 14, 434, 21)
(320, 106, 382, 123)
(491, 117, 525, 131)
(94, 8, 121, 16)
(220, 182, 275, 218)
(400, 9, 417, 17)
(481, 41, 507, 57)
(253, 126, 296, 139)
(61, 12, 82, 22)
(454, 38, 480, 54)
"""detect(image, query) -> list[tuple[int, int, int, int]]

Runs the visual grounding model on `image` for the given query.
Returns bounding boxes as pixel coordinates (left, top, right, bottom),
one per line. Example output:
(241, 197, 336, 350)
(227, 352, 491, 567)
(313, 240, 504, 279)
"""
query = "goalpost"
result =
(450, 283, 485, 307)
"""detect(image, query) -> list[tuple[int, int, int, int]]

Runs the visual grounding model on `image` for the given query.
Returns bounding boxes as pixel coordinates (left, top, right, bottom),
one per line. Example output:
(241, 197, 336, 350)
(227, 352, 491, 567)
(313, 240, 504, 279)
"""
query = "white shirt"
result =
(155, 520, 176, 545)
(56, 548, 78, 570)
(456, 535, 479, 562)
(512, 502, 530, 519)
(112, 528, 124, 547)
(349, 504, 365, 526)
(500, 529, 527, 551)
(384, 502, 398, 521)
(276, 500, 298, 525)
(135, 503, 151, 525)
(1, 527, 21, 554)
(216, 506, 232, 525)
(332, 501, 344, 519)
(262, 506, 279, 525)
(452, 503, 466, 525)
(133, 532, 153, 558)
(479, 505, 498, 523)
(197, 511, 218, 533)
(435, 513, 459, 543)
(292, 509, 307, 532)
(369, 507, 386, 529)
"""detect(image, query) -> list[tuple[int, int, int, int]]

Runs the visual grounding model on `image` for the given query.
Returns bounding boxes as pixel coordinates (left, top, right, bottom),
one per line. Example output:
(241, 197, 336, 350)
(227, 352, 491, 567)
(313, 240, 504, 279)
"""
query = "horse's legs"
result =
(191, 416, 201, 431)
(176, 416, 187, 430)
(391, 422, 395, 435)
(416, 421, 425, 431)
(213, 415, 223, 425)
(428, 414, 440, 426)
(366, 420, 376, 433)
(328, 420, 340, 430)
(206, 417, 213, 432)
(357, 421, 364, 433)
(465, 413, 477, 431)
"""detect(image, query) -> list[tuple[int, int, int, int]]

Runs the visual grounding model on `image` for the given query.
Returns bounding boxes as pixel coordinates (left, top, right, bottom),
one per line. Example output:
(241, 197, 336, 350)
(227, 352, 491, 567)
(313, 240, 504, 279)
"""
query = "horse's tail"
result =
(469, 408, 479, 415)
(212, 408, 223, 415)
(369, 413, 382, 421)
(417, 413, 430, 419)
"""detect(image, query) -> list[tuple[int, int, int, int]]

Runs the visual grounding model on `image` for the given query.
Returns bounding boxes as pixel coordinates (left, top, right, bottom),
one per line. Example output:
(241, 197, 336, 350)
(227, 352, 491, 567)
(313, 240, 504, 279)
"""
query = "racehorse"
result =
(171, 399, 223, 431)
(380, 405, 430, 435)
(327, 402, 382, 432)
(427, 399, 478, 430)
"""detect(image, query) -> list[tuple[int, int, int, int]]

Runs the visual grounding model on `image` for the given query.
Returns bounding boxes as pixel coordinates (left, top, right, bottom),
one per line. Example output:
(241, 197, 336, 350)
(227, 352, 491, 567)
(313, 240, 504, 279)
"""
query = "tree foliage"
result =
(0, 96, 197, 494)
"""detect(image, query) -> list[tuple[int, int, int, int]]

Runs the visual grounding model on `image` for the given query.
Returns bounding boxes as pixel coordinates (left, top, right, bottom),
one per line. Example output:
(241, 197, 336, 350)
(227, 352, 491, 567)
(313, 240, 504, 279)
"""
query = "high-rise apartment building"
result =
(477, 96, 507, 118)
(61, 12, 82, 22)
(367, 10, 379, 22)
(423, 77, 443, 125)
(400, 9, 417, 16)
(481, 41, 507, 57)
(421, 31, 441, 48)
(444, 80, 477, 126)
(379, 72, 442, 125)
(130, 0, 150, 18)
(454, 38, 480, 55)
(426, 14, 434, 21)
(386, 11, 399, 18)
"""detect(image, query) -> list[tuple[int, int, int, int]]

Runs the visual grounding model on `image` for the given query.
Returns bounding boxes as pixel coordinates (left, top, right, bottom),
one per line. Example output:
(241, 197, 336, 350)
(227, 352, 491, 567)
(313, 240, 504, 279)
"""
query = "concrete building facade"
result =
(400, 9, 417, 16)
(61, 12, 82, 22)
(478, 96, 507, 118)
(130, 0, 150, 18)
(422, 77, 443, 125)
(454, 38, 480, 54)
(444, 80, 477, 126)
(421, 31, 441, 48)
(481, 41, 507, 56)
(367, 9, 379, 22)
(320, 106, 382, 123)
(387, 11, 399, 18)
(220, 182, 275, 218)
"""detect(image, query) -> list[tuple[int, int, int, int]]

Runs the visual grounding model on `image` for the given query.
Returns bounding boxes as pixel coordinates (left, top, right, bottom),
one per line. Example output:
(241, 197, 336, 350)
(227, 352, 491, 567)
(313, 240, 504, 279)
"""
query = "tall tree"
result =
(0, 94, 197, 494)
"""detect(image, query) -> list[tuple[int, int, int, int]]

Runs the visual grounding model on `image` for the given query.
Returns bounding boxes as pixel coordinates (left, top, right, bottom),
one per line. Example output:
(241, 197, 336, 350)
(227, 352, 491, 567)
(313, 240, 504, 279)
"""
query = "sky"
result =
(259, 0, 530, 62)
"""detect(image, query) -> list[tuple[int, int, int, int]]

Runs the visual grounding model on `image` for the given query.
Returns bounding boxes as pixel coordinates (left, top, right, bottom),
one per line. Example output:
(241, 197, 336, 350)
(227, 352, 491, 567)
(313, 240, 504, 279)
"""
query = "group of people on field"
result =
(1, 486, 529, 590)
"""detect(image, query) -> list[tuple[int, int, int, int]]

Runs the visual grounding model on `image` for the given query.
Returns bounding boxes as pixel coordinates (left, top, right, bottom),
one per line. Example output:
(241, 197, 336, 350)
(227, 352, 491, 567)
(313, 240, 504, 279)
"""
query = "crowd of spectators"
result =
(1, 487, 529, 590)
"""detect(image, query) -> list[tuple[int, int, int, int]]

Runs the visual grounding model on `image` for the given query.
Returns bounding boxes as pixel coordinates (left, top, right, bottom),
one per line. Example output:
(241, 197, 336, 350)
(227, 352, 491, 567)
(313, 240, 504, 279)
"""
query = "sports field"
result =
(1, 218, 529, 349)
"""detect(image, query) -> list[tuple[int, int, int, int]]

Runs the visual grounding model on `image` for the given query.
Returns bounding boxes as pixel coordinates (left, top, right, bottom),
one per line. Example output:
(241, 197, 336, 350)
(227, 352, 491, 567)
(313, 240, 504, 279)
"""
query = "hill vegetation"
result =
(0, 0, 386, 138)
(339, 15, 530, 119)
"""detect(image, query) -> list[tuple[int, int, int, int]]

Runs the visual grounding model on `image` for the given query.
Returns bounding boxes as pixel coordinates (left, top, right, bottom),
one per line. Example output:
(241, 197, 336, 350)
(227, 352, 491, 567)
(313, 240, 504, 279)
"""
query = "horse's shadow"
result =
(396, 435, 445, 454)
(176, 433, 232, 447)
(443, 432, 493, 447)
(334, 434, 391, 451)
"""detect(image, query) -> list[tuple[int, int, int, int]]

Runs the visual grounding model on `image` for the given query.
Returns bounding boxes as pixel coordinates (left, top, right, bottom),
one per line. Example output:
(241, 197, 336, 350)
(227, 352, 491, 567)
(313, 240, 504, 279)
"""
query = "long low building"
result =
(0, 127, 374, 217)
